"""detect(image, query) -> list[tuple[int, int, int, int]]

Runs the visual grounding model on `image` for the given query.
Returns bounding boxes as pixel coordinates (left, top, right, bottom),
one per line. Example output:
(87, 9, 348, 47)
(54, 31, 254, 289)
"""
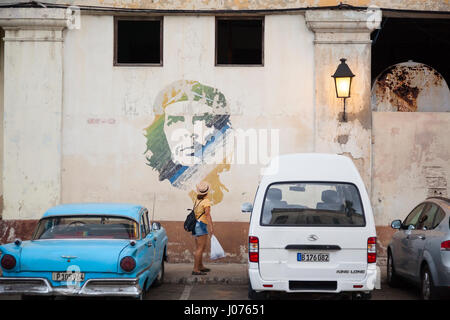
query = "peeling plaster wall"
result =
(307, 10, 375, 193)
(372, 112, 450, 227)
(2, 25, 64, 221)
(60, 14, 315, 224)
(4, 0, 449, 11)
(55, 13, 315, 261)
(372, 61, 450, 113)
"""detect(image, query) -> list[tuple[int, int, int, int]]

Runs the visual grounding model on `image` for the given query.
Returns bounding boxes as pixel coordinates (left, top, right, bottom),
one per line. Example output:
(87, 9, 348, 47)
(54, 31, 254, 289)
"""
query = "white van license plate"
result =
(297, 253, 329, 262)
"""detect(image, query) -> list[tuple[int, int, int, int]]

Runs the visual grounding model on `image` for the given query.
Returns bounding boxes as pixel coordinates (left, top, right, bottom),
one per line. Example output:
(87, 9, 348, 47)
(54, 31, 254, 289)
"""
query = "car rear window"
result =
(261, 182, 365, 227)
(33, 216, 139, 240)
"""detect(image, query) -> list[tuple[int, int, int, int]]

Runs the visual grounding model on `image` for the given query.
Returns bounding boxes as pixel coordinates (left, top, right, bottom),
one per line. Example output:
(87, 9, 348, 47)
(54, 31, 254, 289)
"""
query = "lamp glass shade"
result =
(334, 76, 352, 98)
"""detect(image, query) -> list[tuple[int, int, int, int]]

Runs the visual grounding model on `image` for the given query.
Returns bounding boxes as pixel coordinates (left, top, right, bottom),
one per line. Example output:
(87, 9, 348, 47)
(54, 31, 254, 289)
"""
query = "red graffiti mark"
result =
(87, 118, 116, 125)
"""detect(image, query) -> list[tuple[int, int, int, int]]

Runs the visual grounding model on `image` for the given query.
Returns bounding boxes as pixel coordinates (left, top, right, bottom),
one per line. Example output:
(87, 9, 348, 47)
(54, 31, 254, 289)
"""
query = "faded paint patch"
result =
(390, 127, 400, 136)
(87, 118, 116, 124)
(336, 134, 349, 145)
(0, 220, 38, 244)
(337, 108, 371, 130)
(339, 152, 365, 181)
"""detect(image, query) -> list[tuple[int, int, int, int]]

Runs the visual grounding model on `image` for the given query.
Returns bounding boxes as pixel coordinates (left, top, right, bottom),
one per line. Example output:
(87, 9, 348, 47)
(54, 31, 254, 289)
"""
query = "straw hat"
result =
(196, 181, 210, 195)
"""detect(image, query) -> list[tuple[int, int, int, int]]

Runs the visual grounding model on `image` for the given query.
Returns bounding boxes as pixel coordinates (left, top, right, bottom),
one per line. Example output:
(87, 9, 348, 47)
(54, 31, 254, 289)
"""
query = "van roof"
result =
(261, 153, 363, 184)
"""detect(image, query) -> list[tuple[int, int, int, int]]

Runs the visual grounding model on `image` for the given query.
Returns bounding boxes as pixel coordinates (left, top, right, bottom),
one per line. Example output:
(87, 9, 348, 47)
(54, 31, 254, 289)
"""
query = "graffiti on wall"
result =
(144, 80, 233, 205)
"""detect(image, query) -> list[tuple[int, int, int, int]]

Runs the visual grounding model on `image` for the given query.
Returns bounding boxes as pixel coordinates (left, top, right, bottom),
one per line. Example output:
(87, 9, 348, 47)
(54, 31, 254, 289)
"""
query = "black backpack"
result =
(184, 200, 204, 232)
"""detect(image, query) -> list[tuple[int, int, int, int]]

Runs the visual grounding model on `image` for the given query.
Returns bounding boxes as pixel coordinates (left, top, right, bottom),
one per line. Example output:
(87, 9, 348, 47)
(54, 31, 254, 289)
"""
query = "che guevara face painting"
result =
(144, 80, 233, 204)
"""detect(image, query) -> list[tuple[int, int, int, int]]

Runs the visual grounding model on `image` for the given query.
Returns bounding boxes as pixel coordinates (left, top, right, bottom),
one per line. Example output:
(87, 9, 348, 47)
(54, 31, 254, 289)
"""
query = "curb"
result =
(165, 276, 249, 285)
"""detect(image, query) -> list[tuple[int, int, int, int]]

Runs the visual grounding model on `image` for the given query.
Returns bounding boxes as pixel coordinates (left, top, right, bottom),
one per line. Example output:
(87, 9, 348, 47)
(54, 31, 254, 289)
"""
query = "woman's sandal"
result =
(200, 268, 211, 272)
(192, 271, 207, 276)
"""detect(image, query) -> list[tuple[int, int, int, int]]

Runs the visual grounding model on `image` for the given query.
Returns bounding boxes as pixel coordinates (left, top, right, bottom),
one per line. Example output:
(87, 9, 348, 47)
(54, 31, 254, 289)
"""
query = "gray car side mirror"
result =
(391, 220, 402, 229)
(241, 202, 253, 213)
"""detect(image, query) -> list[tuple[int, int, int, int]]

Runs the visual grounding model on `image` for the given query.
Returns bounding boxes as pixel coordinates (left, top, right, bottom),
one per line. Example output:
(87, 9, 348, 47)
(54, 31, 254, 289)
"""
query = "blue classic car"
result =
(0, 203, 168, 299)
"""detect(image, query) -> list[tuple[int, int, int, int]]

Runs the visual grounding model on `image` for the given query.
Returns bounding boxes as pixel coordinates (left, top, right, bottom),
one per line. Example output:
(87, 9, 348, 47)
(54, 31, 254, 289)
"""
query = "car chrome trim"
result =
(0, 277, 142, 297)
(285, 245, 342, 251)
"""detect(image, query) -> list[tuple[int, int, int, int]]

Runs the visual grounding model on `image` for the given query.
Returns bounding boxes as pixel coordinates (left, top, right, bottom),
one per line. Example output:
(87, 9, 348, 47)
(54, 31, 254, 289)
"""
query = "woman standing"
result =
(192, 181, 214, 275)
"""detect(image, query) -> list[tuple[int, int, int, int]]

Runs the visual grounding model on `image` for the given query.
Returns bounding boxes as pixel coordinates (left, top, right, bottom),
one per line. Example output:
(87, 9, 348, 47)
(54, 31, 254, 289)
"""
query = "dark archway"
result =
(371, 17, 450, 86)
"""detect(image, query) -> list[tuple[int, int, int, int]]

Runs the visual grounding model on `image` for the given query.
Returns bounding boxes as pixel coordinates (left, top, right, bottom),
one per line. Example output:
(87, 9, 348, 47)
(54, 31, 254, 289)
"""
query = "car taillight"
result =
(441, 240, 450, 251)
(249, 236, 259, 263)
(1, 254, 16, 270)
(120, 256, 136, 272)
(367, 237, 377, 264)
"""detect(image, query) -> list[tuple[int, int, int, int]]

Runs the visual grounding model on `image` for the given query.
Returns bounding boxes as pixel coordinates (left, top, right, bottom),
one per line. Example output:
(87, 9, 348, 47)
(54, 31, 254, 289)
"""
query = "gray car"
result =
(387, 197, 450, 300)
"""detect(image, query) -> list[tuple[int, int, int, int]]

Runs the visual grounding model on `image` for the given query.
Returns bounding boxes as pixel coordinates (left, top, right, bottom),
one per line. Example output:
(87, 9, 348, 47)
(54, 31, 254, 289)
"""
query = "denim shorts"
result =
(193, 221, 208, 237)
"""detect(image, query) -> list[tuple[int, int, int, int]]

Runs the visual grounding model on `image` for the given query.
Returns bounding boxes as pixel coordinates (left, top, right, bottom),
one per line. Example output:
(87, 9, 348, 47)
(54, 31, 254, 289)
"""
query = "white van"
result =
(242, 153, 380, 299)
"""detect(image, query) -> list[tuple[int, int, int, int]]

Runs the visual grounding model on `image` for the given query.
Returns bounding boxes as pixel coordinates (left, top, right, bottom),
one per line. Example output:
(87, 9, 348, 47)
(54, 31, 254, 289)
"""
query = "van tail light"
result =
(441, 240, 450, 251)
(1, 254, 16, 270)
(367, 237, 377, 264)
(249, 236, 259, 263)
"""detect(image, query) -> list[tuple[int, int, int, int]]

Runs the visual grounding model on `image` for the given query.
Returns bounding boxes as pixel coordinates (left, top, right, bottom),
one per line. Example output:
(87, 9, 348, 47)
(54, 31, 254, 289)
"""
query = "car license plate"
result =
(297, 253, 329, 262)
(52, 272, 85, 282)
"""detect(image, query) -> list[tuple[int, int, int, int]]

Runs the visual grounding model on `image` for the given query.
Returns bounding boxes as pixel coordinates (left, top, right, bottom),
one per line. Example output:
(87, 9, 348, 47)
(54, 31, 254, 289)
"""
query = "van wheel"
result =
(421, 265, 438, 300)
(248, 283, 267, 300)
(387, 251, 401, 288)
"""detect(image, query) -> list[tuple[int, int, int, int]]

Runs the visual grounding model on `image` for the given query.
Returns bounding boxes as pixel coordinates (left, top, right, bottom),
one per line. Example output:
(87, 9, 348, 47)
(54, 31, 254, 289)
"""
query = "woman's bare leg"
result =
(193, 235, 208, 272)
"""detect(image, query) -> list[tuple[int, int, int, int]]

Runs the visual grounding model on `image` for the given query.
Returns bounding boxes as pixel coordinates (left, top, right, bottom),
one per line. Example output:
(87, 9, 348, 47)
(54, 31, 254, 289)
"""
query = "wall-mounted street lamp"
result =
(332, 58, 355, 122)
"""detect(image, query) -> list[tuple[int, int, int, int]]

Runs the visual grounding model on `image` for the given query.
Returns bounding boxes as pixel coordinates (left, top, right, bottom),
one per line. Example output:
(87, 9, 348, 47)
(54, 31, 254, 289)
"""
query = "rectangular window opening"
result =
(114, 17, 163, 66)
(216, 17, 264, 66)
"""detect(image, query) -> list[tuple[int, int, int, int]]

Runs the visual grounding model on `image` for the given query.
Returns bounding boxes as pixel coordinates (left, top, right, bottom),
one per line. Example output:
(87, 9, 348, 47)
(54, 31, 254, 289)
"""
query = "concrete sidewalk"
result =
(164, 263, 388, 285)
(165, 263, 249, 285)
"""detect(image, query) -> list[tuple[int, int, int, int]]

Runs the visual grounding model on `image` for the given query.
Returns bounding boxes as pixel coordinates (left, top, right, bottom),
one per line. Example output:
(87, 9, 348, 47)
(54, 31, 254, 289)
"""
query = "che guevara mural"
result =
(144, 80, 233, 205)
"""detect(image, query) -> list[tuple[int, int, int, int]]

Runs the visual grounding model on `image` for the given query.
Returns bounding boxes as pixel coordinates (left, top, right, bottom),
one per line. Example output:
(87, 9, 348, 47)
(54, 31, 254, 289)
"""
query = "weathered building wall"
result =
(372, 112, 450, 258)
(3, 0, 448, 11)
(58, 13, 315, 261)
(0, 9, 66, 222)
(0, 5, 448, 264)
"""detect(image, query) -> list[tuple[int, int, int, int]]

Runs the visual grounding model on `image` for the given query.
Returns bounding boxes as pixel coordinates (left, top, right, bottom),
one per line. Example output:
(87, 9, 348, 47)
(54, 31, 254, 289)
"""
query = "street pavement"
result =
(145, 262, 422, 300)
(0, 262, 433, 300)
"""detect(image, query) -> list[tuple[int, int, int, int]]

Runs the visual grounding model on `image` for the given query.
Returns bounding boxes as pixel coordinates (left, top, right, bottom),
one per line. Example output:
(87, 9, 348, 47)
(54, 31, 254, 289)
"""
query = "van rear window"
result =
(261, 182, 365, 227)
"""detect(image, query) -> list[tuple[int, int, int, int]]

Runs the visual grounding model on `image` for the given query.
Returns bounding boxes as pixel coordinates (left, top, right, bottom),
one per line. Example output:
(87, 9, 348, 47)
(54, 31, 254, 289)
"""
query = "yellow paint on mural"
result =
(189, 162, 230, 206)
